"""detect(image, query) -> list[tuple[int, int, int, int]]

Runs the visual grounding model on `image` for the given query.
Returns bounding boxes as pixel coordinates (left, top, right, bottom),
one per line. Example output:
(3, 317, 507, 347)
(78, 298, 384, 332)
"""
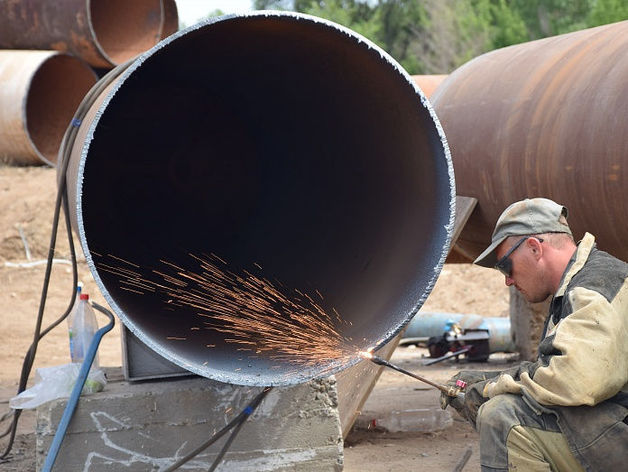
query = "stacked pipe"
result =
(0, 0, 178, 166)
(431, 20, 628, 262)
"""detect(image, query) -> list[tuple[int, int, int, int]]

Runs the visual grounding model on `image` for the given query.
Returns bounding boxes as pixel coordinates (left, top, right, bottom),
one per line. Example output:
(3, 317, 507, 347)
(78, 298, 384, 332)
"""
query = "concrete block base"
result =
(36, 371, 343, 471)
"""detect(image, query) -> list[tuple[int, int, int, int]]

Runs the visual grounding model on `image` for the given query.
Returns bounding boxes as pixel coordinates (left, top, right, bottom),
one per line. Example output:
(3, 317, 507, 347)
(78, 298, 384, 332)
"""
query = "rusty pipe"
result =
(0, 0, 164, 69)
(159, 0, 179, 40)
(61, 12, 455, 386)
(411, 75, 448, 99)
(431, 21, 628, 262)
(0, 50, 97, 166)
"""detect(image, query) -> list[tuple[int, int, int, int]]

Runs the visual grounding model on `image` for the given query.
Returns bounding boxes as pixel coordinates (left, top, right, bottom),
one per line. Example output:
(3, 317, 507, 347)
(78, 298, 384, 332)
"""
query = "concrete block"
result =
(36, 372, 343, 471)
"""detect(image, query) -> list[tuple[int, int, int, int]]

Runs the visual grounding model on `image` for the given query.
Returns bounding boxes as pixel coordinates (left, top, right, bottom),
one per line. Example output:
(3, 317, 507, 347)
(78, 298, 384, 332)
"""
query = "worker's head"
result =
(475, 198, 575, 302)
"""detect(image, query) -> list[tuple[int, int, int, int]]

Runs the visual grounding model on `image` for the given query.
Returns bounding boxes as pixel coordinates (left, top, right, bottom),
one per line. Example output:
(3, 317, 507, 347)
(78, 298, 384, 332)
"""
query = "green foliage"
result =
(296, 1, 432, 74)
(454, 0, 494, 62)
(254, 0, 316, 9)
(253, 0, 628, 74)
(510, 0, 594, 37)
(303, 1, 380, 40)
(490, 0, 528, 48)
(254, 0, 293, 9)
(589, 0, 628, 27)
(372, 1, 428, 59)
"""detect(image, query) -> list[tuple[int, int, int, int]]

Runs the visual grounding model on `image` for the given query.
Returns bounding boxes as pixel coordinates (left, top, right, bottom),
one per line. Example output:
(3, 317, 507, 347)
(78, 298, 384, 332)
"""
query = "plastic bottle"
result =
(356, 408, 453, 433)
(68, 293, 100, 368)
(67, 285, 81, 358)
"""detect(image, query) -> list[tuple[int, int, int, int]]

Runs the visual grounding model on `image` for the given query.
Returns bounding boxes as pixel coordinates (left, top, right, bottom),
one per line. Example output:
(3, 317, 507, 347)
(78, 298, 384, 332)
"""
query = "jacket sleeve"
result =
(485, 285, 628, 406)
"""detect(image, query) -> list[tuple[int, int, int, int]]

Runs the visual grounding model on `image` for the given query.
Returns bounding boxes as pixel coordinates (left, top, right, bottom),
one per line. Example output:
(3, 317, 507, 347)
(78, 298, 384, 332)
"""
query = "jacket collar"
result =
(555, 232, 595, 297)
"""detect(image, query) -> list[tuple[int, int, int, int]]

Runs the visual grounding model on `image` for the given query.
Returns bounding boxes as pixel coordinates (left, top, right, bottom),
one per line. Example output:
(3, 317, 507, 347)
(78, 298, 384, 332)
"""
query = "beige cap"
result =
(474, 198, 572, 268)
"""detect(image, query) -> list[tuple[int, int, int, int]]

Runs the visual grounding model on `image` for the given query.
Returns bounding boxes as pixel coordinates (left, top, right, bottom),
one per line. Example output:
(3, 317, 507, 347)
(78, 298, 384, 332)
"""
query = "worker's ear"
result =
(528, 237, 543, 260)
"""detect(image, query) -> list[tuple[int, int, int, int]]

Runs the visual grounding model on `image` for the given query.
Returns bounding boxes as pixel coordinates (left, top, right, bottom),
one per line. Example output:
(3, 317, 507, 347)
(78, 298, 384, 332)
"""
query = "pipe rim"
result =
(76, 11, 456, 385)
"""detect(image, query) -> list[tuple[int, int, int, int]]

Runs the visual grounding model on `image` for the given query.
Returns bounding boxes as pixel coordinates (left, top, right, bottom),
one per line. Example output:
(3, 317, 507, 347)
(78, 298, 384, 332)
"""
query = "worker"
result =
(441, 197, 628, 471)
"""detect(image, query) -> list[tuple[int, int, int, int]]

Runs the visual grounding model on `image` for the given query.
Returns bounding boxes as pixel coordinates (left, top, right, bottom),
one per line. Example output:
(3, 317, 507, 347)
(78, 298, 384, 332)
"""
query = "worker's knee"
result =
(477, 394, 521, 435)
(476, 394, 565, 471)
(475, 395, 523, 470)
(477, 394, 560, 434)
(505, 425, 585, 472)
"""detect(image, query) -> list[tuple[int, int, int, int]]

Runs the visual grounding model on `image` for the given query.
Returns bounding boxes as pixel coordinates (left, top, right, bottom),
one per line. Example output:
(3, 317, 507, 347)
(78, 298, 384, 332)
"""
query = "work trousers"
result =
(476, 393, 585, 472)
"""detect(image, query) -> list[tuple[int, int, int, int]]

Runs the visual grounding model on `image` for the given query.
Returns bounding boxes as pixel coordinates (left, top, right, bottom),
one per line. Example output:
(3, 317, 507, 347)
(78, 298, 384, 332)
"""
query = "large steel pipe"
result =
(0, 0, 164, 68)
(0, 50, 97, 165)
(431, 21, 628, 262)
(62, 12, 455, 386)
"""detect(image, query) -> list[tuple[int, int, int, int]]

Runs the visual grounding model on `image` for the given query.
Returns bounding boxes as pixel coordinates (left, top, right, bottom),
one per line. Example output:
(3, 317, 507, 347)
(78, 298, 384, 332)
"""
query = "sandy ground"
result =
(0, 164, 513, 471)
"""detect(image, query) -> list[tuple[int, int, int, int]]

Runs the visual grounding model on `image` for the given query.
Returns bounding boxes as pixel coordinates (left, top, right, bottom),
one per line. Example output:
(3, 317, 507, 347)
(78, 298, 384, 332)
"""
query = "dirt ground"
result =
(0, 164, 513, 471)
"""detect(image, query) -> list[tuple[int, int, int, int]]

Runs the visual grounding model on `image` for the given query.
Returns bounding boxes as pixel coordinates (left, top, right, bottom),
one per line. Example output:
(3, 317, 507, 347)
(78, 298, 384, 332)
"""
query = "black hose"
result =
(1, 54, 269, 470)
(207, 412, 249, 472)
(0, 143, 78, 456)
(0, 58, 133, 458)
(163, 387, 272, 472)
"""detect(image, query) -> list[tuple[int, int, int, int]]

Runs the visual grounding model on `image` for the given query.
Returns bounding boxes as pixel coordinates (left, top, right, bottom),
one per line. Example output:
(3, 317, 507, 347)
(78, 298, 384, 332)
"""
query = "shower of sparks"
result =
(358, 348, 375, 359)
(96, 252, 363, 367)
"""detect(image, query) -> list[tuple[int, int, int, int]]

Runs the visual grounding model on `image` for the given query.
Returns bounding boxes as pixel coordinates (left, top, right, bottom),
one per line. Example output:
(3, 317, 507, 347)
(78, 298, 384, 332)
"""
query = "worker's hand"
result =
(439, 370, 500, 426)
(440, 381, 488, 429)
(439, 370, 496, 407)
(439, 390, 465, 410)
(446, 370, 500, 387)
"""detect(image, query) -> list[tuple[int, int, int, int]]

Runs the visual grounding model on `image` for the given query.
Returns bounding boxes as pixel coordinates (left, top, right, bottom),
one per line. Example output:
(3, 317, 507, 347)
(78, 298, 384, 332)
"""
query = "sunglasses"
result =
(494, 236, 543, 277)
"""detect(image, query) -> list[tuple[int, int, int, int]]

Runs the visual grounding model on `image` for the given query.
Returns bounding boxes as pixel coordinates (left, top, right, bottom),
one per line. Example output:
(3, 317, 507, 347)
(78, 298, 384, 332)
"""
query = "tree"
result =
(254, 0, 315, 10)
(252, 0, 628, 74)
(509, 0, 593, 37)
(588, 0, 628, 27)
(490, 0, 528, 48)
(302, 0, 379, 40)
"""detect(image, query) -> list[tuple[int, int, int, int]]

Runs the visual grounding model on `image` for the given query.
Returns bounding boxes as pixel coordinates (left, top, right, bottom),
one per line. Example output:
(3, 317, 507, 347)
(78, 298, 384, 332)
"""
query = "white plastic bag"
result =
(9, 363, 106, 409)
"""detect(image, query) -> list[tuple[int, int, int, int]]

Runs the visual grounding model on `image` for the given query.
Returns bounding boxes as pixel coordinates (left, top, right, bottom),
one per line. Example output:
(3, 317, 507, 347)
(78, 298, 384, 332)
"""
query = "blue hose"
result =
(41, 303, 115, 472)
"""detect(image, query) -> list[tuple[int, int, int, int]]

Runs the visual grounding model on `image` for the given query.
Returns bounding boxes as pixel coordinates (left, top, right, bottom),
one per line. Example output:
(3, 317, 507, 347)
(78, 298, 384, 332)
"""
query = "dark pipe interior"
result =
(79, 14, 453, 385)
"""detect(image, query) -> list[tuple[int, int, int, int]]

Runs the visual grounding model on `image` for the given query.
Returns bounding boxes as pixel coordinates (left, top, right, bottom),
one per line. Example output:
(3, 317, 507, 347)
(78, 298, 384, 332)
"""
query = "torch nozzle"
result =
(366, 354, 388, 367)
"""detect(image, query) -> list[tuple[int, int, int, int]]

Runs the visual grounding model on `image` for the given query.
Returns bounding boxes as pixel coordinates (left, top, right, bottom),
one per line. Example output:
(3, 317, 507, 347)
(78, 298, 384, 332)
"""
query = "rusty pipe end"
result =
(0, 50, 97, 166)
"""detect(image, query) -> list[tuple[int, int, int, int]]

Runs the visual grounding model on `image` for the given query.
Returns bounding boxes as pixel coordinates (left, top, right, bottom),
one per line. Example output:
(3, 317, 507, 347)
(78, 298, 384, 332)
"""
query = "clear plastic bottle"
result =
(68, 293, 100, 368)
(67, 285, 81, 359)
(356, 408, 453, 433)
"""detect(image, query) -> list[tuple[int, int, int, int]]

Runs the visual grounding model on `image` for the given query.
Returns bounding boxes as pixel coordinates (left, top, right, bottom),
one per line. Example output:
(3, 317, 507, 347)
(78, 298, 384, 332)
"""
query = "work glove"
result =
(439, 370, 501, 429)
(442, 380, 490, 429)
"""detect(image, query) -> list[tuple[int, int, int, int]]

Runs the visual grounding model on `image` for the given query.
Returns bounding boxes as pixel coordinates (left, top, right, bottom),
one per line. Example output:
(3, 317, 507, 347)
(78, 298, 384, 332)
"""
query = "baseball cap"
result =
(474, 198, 572, 268)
